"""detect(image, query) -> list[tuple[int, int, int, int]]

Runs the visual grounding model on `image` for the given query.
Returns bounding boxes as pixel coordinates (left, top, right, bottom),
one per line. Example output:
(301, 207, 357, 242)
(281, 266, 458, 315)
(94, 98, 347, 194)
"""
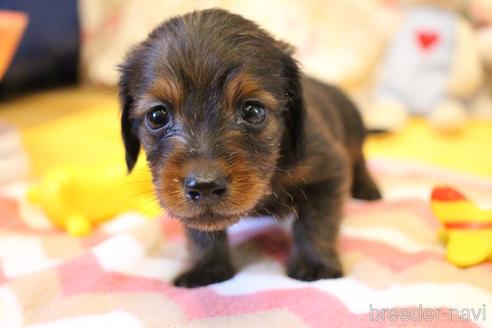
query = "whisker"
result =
(299, 188, 308, 201)
(281, 188, 294, 203)
(131, 190, 159, 198)
(291, 206, 299, 220)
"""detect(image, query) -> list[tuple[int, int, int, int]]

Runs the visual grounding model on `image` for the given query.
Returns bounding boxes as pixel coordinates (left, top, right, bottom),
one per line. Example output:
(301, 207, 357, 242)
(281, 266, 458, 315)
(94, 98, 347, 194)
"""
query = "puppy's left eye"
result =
(241, 101, 266, 125)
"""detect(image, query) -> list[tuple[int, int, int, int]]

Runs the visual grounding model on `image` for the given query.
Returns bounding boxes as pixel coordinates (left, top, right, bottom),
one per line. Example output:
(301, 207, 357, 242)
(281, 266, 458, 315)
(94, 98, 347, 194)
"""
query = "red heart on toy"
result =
(416, 30, 440, 51)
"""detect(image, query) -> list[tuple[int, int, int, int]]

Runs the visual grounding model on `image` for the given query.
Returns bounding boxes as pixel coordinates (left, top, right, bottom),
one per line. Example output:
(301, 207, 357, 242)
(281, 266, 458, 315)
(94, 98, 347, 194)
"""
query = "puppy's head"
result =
(119, 9, 304, 231)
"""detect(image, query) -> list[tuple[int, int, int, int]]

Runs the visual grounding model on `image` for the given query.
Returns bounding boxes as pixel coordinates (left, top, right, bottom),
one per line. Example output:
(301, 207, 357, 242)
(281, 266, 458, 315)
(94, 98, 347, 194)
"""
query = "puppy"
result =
(119, 9, 381, 288)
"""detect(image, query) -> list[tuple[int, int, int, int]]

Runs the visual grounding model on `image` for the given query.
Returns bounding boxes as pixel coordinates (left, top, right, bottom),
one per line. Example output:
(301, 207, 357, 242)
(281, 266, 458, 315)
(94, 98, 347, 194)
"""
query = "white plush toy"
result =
(469, 0, 492, 120)
(363, 0, 483, 132)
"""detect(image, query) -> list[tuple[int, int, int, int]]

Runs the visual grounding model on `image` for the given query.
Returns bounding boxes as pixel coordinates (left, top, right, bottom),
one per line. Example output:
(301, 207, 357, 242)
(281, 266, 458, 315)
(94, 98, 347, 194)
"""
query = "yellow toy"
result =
(27, 159, 161, 237)
(431, 185, 492, 267)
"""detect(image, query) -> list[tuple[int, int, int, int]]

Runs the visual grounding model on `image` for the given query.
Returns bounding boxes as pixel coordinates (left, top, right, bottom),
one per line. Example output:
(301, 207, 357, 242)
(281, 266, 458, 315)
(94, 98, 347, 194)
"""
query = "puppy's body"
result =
(119, 9, 381, 288)
(251, 76, 380, 283)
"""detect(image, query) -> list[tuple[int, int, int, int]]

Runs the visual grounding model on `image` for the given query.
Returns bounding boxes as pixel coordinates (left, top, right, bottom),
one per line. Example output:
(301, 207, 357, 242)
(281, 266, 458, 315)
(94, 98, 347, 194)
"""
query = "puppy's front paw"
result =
(173, 264, 235, 288)
(287, 256, 343, 281)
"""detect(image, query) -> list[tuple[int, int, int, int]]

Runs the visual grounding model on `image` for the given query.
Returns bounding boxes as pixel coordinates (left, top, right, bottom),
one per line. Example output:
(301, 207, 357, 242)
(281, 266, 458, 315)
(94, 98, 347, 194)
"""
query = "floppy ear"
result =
(119, 61, 141, 172)
(279, 48, 305, 167)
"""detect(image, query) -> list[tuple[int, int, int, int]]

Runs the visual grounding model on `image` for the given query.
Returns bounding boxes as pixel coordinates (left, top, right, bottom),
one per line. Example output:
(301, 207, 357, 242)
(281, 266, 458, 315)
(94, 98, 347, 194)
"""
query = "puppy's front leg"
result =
(287, 181, 346, 281)
(173, 227, 235, 288)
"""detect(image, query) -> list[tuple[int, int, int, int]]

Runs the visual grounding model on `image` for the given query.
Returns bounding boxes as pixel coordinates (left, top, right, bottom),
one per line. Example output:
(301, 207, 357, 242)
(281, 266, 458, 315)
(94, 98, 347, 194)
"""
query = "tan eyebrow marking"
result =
(150, 78, 182, 107)
(225, 73, 279, 110)
(131, 78, 182, 117)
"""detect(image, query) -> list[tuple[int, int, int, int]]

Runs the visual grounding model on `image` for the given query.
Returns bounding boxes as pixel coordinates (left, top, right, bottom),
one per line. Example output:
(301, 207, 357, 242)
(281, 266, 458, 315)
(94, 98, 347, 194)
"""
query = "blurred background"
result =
(2, 2, 492, 324)
(0, 0, 491, 183)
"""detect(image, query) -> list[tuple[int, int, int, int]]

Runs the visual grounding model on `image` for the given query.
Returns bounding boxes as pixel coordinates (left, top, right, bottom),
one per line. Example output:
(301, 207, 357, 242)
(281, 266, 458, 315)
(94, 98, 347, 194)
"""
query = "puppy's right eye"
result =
(146, 104, 169, 130)
(240, 101, 266, 125)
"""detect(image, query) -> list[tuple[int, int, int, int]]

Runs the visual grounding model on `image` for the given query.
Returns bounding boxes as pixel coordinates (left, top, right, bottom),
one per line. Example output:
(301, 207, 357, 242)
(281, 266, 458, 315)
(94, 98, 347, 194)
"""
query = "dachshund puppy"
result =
(119, 9, 381, 288)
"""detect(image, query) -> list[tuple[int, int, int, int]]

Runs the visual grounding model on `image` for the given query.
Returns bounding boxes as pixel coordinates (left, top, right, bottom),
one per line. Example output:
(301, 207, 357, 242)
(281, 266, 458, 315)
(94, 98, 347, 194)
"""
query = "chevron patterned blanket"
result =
(1, 159, 491, 327)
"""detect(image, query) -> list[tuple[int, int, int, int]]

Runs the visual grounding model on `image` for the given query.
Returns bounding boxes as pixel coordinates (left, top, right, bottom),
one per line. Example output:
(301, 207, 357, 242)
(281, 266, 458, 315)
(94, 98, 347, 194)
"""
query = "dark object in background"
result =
(0, 0, 79, 99)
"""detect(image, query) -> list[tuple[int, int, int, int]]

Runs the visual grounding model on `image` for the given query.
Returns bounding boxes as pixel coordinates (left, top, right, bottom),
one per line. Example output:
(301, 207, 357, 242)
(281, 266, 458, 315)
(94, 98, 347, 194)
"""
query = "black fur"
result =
(119, 9, 381, 288)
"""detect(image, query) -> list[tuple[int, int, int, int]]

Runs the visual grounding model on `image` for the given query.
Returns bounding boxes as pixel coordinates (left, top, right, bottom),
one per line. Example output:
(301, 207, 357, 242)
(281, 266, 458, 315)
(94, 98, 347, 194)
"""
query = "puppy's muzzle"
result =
(184, 168, 228, 203)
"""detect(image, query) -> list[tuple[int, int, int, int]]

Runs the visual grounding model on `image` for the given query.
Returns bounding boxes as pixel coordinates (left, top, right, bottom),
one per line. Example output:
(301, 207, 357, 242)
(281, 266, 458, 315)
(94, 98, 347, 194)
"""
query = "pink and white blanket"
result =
(0, 159, 491, 327)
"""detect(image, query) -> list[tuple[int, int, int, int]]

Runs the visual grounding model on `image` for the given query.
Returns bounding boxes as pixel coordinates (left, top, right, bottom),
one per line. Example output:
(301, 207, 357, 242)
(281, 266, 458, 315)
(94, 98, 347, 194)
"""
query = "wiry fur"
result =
(119, 9, 381, 288)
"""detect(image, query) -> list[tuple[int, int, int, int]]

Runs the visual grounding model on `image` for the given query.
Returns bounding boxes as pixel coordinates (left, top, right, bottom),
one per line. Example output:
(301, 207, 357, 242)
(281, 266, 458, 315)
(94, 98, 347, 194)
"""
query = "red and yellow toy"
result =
(431, 186, 492, 267)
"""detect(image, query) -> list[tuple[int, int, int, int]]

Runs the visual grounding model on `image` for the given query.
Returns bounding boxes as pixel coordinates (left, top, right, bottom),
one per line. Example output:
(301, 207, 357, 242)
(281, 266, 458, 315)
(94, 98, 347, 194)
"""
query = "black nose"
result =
(184, 173, 228, 202)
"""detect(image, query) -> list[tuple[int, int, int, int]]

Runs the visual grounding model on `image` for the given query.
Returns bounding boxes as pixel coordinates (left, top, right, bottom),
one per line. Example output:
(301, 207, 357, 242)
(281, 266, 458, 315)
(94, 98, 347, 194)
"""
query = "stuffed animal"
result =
(362, 0, 484, 132)
(431, 185, 492, 267)
(27, 159, 161, 237)
(468, 0, 492, 120)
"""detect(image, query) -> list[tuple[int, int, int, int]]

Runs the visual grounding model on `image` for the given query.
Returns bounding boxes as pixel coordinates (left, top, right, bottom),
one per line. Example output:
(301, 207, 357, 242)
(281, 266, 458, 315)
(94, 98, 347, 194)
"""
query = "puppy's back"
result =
(302, 76, 366, 152)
